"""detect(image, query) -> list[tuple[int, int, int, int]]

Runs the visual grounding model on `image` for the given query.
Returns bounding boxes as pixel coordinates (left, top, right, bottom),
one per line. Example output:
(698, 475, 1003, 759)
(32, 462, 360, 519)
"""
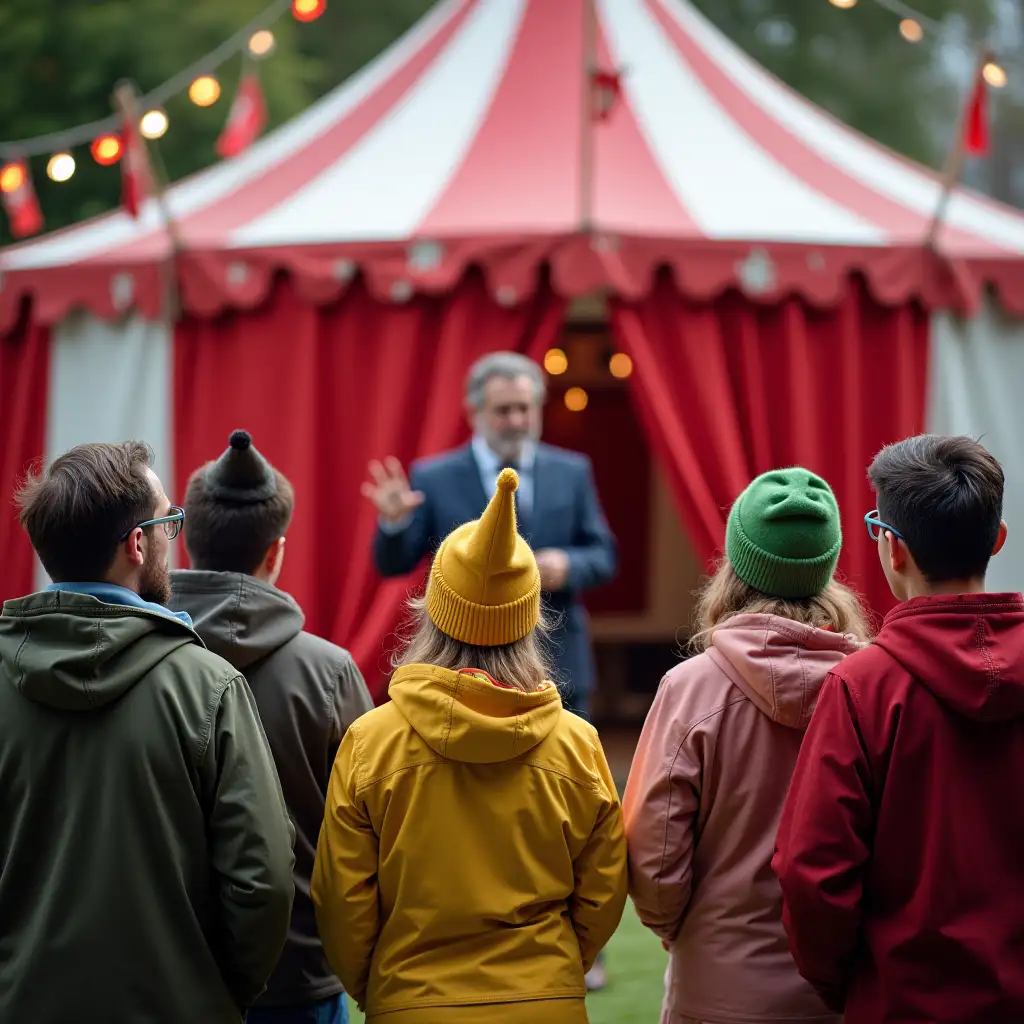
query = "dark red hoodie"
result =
(773, 592, 1024, 1024)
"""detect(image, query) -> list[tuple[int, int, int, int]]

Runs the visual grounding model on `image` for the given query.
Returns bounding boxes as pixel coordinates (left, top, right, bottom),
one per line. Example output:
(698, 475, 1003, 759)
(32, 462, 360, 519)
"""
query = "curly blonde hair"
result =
(690, 560, 873, 652)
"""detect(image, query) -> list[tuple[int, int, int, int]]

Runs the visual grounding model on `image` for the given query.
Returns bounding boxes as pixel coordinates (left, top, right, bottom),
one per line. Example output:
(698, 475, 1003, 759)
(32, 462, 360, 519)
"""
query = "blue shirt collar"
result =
(45, 582, 193, 629)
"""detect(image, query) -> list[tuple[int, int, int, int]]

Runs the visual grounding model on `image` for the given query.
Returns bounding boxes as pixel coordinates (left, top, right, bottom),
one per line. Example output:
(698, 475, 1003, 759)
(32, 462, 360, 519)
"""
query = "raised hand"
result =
(361, 457, 425, 524)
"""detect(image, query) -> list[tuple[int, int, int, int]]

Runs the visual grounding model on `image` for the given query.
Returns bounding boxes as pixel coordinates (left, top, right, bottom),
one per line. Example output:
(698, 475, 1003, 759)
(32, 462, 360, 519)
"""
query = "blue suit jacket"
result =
(373, 442, 618, 702)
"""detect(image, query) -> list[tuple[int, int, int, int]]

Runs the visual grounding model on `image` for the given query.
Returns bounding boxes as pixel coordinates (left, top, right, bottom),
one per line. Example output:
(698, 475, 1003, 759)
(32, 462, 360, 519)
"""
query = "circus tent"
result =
(2, 0, 1022, 686)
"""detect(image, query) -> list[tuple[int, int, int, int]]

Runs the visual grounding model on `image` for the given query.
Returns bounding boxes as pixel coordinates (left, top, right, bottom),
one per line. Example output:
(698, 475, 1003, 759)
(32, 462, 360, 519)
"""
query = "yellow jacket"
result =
(311, 664, 627, 1020)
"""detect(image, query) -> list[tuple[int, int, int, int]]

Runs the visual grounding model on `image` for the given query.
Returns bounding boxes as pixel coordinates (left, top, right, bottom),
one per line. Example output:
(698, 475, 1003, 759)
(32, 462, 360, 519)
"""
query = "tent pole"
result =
(578, 0, 598, 235)
(925, 44, 989, 251)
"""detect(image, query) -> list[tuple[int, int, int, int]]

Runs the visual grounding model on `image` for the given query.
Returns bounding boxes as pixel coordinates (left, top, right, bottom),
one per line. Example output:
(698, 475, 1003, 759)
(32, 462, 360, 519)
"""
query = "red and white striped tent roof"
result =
(5, 0, 1024, 331)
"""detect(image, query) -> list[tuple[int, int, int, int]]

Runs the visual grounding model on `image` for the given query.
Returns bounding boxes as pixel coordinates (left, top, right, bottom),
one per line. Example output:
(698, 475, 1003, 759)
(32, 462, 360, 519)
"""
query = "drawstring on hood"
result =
(709, 613, 863, 729)
(389, 664, 562, 764)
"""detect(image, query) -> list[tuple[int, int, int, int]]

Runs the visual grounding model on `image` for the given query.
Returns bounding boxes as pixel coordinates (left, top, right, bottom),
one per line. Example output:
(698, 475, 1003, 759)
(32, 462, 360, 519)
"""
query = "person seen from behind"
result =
(773, 435, 1024, 1022)
(312, 468, 628, 1023)
(624, 467, 869, 1024)
(170, 430, 374, 1024)
(0, 442, 295, 1023)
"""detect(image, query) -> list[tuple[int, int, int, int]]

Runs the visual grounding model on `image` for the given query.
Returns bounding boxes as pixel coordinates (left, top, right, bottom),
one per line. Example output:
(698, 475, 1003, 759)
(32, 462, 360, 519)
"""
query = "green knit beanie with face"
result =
(725, 467, 842, 600)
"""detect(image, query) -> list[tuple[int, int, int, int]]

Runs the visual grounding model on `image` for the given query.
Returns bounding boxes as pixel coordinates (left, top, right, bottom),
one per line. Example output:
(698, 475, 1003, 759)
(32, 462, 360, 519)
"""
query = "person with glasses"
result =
(774, 435, 1024, 1023)
(0, 440, 296, 1024)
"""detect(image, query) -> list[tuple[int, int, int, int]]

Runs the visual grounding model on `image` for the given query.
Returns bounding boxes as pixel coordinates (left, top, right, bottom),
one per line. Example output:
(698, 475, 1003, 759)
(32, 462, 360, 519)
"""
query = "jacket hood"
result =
(0, 590, 199, 711)
(389, 664, 563, 763)
(874, 592, 1024, 722)
(169, 569, 304, 670)
(710, 613, 864, 729)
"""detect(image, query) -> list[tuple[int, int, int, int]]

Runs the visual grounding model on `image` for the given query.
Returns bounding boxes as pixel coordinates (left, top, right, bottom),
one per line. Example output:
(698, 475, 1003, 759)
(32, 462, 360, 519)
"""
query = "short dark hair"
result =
(16, 441, 157, 582)
(868, 434, 1004, 582)
(184, 464, 294, 574)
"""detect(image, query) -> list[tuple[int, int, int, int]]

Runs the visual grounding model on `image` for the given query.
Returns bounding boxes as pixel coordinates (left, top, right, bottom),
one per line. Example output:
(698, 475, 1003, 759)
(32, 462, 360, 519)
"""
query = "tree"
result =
(689, 0, 997, 168)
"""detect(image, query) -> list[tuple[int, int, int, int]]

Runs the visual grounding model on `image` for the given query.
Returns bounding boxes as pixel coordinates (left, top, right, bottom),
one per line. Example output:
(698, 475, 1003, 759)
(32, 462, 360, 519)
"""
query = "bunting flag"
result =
(120, 115, 154, 219)
(964, 68, 990, 157)
(216, 71, 268, 159)
(0, 160, 44, 238)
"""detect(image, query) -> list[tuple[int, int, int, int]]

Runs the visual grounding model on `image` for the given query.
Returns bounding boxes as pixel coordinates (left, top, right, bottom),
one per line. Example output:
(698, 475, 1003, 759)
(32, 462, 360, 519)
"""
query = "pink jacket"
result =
(623, 614, 861, 1024)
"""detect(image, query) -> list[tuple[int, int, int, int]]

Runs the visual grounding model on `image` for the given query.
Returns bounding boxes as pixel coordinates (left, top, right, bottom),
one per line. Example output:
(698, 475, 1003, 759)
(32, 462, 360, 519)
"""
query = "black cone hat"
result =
(204, 430, 277, 503)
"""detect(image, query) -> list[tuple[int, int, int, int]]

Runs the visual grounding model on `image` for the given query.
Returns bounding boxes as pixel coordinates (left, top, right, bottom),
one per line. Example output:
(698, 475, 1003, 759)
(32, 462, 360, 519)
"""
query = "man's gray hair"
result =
(465, 351, 546, 409)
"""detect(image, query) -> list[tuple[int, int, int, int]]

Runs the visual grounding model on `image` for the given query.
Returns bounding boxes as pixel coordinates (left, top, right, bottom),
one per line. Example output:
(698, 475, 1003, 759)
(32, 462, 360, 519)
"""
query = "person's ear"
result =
(266, 536, 286, 577)
(993, 520, 1008, 556)
(886, 530, 905, 574)
(125, 527, 146, 568)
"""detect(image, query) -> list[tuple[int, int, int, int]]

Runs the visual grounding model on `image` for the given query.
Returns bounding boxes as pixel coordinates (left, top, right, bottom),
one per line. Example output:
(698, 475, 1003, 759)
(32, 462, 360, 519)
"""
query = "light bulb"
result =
(47, 152, 76, 182)
(91, 134, 123, 166)
(140, 110, 169, 139)
(608, 352, 633, 379)
(189, 75, 221, 107)
(0, 163, 25, 193)
(543, 348, 569, 375)
(564, 387, 589, 412)
(899, 19, 923, 42)
(983, 61, 1007, 88)
(248, 29, 276, 57)
(828, 0, 857, 8)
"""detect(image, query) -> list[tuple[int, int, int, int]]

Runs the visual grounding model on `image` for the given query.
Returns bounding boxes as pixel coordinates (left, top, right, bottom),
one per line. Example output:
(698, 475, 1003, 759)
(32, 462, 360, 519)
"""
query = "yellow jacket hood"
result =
(388, 664, 562, 764)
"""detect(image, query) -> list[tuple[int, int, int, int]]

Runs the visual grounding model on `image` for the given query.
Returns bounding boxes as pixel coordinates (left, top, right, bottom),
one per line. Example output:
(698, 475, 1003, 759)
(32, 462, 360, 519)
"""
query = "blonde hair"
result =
(690, 560, 873, 652)
(393, 596, 553, 693)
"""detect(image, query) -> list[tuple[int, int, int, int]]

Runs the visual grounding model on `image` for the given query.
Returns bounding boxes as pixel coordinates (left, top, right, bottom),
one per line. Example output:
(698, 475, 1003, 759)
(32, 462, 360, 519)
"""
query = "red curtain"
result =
(174, 273, 564, 695)
(611, 275, 928, 619)
(0, 321, 49, 602)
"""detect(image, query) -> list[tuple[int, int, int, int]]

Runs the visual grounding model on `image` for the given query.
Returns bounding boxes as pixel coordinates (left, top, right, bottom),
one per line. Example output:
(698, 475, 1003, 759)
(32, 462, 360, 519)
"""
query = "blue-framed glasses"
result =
(864, 509, 903, 541)
(121, 506, 185, 542)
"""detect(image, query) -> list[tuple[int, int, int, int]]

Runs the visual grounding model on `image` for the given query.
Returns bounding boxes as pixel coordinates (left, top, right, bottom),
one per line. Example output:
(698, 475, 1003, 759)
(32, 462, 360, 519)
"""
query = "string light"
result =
(46, 153, 76, 182)
(248, 29, 276, 57)
(189, 75, 221, 107)
(543, 348, 569, 375)
(0, 162, 25, 193)
(608, 352, 633, 379)
(899, 18, 923, 42)
(983, 61, 1008, 88)
(828, 0, 858, 8)
(140, 110, 169, 139)
(91, 134, 123, 166)
(564, 387, 589, 413)
(292, 0, 326, 22)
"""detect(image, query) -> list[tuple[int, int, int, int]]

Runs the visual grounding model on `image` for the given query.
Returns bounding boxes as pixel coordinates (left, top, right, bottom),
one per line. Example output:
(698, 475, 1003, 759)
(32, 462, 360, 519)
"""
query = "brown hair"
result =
(183, 464, 295, 574)
(393, 596, 553, 693)
(690, 560, 872, 652)
(16, 441, 157, 582)
(869, 434, 1004, 583)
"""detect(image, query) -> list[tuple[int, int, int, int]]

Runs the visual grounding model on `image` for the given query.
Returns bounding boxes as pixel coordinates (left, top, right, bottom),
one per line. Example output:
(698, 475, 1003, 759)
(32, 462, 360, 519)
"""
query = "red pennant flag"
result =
(964, 70, 989, 157)
(120, 117, 153, 218)
(0, 160, 44, 238)
(216, 72, 267, 159)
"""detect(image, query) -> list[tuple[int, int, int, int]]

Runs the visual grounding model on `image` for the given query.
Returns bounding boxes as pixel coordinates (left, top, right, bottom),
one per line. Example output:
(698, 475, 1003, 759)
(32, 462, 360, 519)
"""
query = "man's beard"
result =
(139, 552, 172, 606)
(491, 428, 536, 463)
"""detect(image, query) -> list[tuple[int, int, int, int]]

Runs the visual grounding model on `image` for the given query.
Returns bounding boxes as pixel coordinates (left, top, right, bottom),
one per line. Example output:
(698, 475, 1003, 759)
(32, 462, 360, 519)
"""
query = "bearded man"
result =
(363, 351, 618, 722)
(0, 441, 295, 1023)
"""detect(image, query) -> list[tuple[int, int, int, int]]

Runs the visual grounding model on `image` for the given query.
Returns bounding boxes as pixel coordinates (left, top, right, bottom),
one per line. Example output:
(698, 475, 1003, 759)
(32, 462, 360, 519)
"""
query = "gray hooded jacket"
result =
(170, 570, 373, 1008)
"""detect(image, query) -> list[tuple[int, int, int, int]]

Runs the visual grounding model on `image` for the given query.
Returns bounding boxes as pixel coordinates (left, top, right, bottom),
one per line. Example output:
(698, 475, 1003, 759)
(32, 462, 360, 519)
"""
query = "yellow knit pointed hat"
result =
(425, 468, 541, 646)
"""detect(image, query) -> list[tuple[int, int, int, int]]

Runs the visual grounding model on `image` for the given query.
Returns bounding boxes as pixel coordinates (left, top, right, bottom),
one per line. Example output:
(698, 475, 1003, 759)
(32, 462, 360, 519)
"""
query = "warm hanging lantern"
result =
(91, 133, 124, 166)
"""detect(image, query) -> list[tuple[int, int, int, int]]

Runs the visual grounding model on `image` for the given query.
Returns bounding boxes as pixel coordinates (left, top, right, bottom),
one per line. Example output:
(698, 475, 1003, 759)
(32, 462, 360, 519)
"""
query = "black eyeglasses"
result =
(121, 506, 185, 542)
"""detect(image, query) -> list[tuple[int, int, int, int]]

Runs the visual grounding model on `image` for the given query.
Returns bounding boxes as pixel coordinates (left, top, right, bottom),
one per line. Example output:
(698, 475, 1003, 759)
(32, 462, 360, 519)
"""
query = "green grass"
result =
(345, 904, 667, 1022)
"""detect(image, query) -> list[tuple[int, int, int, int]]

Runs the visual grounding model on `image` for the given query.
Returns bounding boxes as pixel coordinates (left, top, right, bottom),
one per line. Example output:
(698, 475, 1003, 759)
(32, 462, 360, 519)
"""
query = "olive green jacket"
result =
(0, 589, 296, 1023)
